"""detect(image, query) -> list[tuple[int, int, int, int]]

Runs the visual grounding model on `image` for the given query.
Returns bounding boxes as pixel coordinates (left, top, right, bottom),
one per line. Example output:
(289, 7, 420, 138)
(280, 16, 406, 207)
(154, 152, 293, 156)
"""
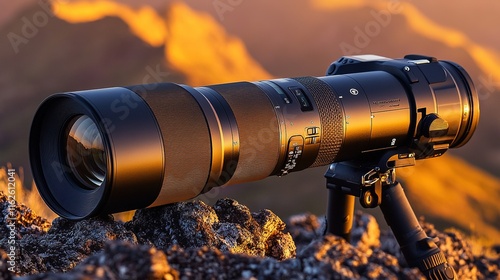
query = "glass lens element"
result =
(65, 115, 106, 189)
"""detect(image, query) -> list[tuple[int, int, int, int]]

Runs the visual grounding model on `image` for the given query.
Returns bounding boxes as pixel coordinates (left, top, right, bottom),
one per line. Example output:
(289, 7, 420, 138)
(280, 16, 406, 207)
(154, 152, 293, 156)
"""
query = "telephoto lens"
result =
(29, 54, 479, 219)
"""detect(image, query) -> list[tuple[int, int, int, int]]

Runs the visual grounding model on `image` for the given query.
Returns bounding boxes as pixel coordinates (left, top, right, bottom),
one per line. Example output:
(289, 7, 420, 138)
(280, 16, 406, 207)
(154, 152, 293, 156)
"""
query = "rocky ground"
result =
(0, 191, 499, 279)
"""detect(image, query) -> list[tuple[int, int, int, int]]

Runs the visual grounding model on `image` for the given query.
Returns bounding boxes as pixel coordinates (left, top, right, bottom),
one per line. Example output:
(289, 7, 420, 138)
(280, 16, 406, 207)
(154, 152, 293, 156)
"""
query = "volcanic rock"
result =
(16, 241, 178, 280)
(0, 250, 13, 280)
(125, 198, 296, 260)
(0, 190, 499, 279)
(15, 215, 137, 275)
(0, 191, 50, 239)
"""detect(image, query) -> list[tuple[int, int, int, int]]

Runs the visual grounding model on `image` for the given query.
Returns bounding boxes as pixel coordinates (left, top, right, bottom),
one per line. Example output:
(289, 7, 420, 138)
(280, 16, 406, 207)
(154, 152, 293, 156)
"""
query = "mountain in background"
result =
(0, 0, 498, 242)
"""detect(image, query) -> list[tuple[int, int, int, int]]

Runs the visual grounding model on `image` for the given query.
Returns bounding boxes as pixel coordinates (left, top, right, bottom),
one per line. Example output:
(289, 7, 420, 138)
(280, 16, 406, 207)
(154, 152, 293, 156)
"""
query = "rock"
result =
(350, 211, 380, 251)
(287, 211, 381, 253)
(0, 191, 50, 243)
(162, 234, 421, 279)
(0, 249, 13, 280)
(16, 215, 137, 274)
(287, 213, 323, 251)
(165, 245, 242, 279)
(298, 234, 423, 279)
(2, 190, 499, 279)
(17, 241, 178, 280)
(125, 198, 296, 260)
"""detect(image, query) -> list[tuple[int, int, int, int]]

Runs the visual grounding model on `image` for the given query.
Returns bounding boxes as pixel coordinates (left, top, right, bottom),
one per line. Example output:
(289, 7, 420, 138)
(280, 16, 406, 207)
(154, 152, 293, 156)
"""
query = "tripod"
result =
(325, 151, 457, 280)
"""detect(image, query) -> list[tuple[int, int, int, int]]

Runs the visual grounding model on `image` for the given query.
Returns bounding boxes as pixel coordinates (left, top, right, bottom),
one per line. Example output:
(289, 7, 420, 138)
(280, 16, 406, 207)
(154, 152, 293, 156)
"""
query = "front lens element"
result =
(65, 115, 106, 189)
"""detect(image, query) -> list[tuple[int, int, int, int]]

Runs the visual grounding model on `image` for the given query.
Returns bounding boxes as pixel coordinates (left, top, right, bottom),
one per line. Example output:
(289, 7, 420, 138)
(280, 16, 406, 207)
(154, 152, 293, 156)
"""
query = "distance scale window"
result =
(282, 136, 304, 174)
(288, 87, 313, 111)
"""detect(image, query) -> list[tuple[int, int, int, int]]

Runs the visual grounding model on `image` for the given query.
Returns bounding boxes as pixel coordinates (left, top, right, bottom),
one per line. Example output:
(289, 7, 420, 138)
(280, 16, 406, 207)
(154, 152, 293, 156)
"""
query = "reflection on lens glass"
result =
(65, 115, 106, 189)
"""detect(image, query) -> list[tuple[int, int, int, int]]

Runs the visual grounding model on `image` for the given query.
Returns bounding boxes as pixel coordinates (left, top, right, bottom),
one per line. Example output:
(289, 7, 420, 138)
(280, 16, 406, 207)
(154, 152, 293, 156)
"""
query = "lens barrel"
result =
(29, 55, 479, 219)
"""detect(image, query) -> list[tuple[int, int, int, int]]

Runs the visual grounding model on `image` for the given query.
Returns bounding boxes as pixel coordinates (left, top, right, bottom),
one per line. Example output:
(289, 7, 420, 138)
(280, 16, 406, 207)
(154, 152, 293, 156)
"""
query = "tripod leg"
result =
(326, 188, 355, 242)
(379, 182, 457, 280)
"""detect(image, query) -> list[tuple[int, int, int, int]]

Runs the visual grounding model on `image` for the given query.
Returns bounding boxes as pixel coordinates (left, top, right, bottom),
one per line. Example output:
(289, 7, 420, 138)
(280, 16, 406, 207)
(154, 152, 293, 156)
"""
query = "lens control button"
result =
(403, 66, 419, 83)
(307, 127, 320, 135)
(306, 136, 320, 145)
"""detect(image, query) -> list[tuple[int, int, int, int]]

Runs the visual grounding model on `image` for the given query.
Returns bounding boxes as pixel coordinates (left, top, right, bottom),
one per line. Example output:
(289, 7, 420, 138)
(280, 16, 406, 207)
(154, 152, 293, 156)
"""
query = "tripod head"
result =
(325, 148, 416, 208)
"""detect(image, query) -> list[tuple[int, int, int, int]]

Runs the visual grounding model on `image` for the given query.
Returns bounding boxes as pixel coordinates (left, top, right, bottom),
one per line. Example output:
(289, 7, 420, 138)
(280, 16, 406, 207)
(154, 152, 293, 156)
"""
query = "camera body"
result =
(324, 54, 477, 159)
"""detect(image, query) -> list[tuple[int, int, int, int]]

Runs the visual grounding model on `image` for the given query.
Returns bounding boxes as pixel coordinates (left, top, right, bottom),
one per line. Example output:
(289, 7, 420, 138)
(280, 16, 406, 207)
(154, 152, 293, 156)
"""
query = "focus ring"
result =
(293, 77, 344, 167)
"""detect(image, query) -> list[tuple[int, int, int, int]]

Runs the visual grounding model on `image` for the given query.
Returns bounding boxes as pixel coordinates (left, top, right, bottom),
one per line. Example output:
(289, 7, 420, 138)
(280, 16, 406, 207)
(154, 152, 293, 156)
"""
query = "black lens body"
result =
(29, 54, 479, 219)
